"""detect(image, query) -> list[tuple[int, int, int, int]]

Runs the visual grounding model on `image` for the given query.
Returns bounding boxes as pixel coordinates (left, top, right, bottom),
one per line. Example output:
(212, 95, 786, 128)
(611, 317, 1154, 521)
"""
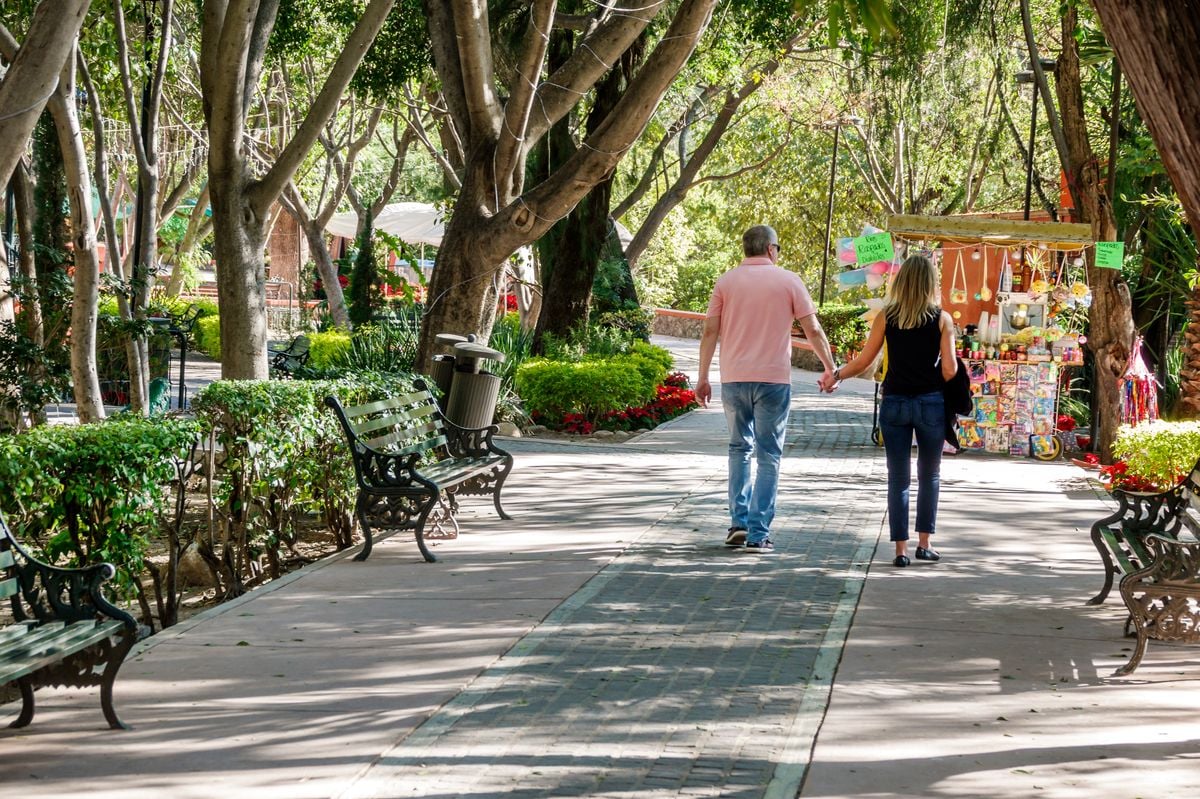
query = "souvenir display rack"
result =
(884, 214, 1095, 459)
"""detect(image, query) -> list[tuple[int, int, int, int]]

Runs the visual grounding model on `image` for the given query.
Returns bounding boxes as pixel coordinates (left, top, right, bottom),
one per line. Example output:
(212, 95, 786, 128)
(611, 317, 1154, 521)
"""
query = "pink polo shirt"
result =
(706, 256, 816, 384)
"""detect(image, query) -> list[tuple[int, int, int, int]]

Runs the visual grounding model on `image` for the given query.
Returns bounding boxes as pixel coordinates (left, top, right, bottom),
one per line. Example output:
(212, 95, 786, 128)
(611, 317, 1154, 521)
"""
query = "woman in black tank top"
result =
(818, 254, 958, 566)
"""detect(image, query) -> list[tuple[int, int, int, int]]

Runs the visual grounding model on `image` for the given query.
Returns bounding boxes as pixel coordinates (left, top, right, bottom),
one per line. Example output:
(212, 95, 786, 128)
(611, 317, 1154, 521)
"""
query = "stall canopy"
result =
(886, 213, 1093, 251)
(325, 202, 445, 246)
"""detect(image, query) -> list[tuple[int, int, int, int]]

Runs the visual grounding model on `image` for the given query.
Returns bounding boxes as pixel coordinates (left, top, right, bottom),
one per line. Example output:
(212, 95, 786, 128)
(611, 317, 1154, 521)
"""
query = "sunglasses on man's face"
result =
(771, 243, 782, 255)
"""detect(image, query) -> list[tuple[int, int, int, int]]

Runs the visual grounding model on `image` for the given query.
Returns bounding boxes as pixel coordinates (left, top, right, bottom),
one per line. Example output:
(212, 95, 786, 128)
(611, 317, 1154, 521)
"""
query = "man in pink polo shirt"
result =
(697, 225, 836, 552)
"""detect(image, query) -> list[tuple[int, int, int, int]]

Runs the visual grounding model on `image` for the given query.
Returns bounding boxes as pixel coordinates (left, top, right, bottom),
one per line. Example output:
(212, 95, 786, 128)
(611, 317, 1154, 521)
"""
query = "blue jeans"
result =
(879, 391, 945, 542)
(722, 382, 791, 544)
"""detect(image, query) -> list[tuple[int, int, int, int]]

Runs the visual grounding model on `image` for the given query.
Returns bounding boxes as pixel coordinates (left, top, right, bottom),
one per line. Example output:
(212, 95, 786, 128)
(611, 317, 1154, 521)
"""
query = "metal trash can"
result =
(445, 342, 506, 428)
(429, 333, 469, 399)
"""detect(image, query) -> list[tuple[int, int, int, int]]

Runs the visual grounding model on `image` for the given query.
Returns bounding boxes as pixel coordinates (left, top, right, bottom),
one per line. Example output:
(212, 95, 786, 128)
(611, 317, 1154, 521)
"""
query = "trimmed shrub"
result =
(307, 330, 352, 370)
(1111, 420, 1200, 490)
(196, 315, 221, 359)
(191, 373, 415, 594)
(516, 354, 661, 423)
(0, 416, 200, 602)
(812, 304, 870, 359)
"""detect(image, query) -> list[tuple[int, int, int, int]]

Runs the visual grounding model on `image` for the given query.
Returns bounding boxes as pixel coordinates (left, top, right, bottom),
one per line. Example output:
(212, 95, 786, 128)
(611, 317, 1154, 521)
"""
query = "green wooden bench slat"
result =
(364, 424, 444, 455)
(421, 455, 506, 486)
(344, 391, 431, 418)
(0, 576, 18, 600)
(0, 620, 37, 643)
(0, 549, 13, 569)
(352, 404, 440, 437)
(1101, 528, 1145, 575)
(0, 620, 125, 685)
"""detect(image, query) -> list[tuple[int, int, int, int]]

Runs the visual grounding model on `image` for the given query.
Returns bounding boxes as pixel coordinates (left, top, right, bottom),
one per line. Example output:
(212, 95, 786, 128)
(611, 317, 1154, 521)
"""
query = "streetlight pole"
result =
(1015, 59, 1057, 222)
(819, 124, 841, 307)
(819, 116, 860, 307)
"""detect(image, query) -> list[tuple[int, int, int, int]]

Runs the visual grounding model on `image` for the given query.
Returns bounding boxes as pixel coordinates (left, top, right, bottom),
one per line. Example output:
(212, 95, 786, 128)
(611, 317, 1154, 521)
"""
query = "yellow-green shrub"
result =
(307, 331, 352, 370)
(1112, 421, 1200, 489)
(196, 316, 221, 359)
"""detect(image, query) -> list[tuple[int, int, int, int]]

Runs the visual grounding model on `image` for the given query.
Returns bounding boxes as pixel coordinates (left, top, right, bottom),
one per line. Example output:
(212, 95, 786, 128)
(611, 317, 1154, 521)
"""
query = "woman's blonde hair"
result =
(884, 254, 940, 329)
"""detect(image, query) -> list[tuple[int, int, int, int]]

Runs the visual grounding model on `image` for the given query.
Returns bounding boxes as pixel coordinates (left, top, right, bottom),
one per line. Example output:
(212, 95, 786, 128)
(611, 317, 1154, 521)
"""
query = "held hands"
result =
(817, 367, 841, 394)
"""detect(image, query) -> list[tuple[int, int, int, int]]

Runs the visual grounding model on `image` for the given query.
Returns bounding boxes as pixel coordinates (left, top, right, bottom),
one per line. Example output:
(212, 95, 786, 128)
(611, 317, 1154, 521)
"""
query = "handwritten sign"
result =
(854, 232, 894, 265)
(1094, 241, 1124, 269)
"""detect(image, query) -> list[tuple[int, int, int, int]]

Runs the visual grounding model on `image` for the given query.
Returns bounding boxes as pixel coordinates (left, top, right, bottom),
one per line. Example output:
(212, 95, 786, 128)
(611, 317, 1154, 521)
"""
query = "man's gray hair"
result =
(743, 225, 778, 257)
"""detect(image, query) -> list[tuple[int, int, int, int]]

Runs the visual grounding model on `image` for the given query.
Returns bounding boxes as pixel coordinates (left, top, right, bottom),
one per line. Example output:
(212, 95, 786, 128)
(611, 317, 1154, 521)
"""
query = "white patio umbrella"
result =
(325, 202, 445, 246)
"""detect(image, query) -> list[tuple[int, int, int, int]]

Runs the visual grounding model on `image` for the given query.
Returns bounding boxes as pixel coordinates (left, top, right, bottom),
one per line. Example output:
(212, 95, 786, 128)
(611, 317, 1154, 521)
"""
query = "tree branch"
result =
(495, 0, 557, 195)
(449, 0, 502, 142)
(497, 0, 716, 251)
(250, 0, 396, 214)
(0, 0, 92, 187)
(523, 3, 662, 144)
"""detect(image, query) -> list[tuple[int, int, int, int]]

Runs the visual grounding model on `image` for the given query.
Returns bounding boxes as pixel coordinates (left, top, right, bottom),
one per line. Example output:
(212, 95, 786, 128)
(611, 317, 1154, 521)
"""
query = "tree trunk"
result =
(80, 52, 149, 415)
(534, 40, 629, 348)
(1182, 292, 1200, 417)
(1091, 1, 1200, 231)
(534, 184, 613, 348)
(1056, 6, 1134, 460)
(200, 0, 396, 378)
(1091, 0, 1200, 418)
(48, 53, 105, 422)
(297, 216, 350, 329)
(11, 163, 41, 350)
(418, 0, 716, 365)
(416, 169, 505, 367)
(210, 172, 271, 380)
(163, 183, 213, 296)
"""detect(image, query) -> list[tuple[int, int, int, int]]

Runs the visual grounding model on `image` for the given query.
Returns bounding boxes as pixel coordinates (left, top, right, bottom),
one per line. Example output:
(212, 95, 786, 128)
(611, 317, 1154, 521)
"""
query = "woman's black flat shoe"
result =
(893, 555, 910, 567)
(915, 547, 940, 561)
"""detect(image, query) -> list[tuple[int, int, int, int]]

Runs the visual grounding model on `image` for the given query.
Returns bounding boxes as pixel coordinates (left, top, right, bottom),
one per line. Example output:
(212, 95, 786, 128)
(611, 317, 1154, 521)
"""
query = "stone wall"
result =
(651, 309, 705, 339)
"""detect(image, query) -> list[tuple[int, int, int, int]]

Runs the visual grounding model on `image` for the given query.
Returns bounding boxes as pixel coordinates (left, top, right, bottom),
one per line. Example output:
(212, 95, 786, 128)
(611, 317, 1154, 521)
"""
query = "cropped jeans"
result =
(722, 382, 791, 544)
(878, 391, 945, 542)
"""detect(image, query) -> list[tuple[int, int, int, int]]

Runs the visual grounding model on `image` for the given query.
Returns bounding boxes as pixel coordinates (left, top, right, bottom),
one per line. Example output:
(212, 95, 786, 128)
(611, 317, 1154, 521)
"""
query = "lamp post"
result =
(1015, 58, 1057, 221)
(819, 116, 861, 306)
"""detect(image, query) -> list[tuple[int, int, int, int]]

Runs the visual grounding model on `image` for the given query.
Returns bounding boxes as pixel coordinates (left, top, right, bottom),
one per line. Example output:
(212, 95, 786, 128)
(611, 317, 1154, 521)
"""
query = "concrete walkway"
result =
(5, 337, 1200, 798)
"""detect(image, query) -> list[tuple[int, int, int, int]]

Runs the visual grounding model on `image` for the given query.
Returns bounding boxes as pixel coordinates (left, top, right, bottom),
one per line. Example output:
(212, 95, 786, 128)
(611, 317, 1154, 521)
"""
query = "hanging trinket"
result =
(979, 247, 993, 301)
(949, 249, 968, 304)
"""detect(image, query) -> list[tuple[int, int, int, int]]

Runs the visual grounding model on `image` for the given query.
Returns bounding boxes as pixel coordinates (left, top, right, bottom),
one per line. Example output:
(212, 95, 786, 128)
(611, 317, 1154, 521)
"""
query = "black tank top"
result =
(881, 309, 944, 397)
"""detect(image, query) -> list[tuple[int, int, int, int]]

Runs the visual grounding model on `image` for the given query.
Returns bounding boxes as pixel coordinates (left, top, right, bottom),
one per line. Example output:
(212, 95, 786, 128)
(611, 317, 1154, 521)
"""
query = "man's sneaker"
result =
(725, 527, 747, 547)
(744, 538, 775, 553)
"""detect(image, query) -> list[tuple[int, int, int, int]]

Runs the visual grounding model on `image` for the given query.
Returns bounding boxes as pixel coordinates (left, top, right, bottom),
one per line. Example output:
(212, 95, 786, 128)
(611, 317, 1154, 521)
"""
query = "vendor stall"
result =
(884, 214, 1095, 458)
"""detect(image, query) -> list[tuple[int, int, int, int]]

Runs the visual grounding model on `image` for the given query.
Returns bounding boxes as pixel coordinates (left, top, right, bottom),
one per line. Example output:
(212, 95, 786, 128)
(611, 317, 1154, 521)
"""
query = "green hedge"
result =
(0, 416, 200, 601)
(191, 373, 415, 594)
(813, 304, 870, 358)
(515, 345, 671, 422)
(0, 374, 416, 627)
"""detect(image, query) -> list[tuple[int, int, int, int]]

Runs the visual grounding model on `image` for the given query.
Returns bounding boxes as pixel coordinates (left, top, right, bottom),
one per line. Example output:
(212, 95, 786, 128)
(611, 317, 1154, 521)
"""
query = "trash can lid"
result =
(453, 342, 506, 362)
(435, 333, 469, 346)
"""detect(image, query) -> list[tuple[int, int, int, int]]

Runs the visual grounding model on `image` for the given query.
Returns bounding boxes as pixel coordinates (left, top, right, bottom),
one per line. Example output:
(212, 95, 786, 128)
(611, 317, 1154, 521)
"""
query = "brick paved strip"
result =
(343, 392, 885, 798)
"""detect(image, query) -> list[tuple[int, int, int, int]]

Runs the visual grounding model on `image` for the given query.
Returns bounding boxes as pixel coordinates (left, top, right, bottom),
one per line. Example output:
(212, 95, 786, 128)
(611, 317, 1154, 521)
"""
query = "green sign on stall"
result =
(1095, 241, 1125, 269)
(854, 232, 895, 265)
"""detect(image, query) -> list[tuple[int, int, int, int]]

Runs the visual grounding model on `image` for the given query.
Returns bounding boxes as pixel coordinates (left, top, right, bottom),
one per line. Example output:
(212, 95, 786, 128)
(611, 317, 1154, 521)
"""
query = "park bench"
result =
(0, 512, 138, 729)
(1116, 532, 1200, 675)
(1086, 458, 1200, 606)
(324, 381, 513, 563)
(269, 334, 310, 377)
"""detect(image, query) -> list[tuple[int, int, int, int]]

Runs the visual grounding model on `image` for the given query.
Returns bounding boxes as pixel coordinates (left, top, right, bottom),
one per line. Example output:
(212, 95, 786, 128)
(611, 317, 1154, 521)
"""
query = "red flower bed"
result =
(1099, 460, 1162, 493)
(534, 373, 700, 434)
